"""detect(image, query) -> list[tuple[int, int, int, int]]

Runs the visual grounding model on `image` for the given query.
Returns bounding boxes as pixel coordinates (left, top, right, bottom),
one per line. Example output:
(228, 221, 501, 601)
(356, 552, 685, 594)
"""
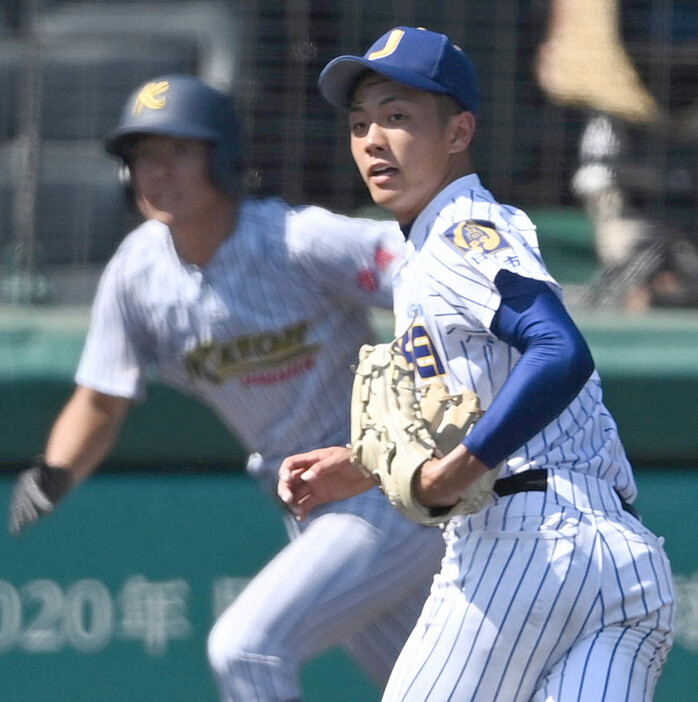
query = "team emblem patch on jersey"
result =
(442, 219, 510, 256)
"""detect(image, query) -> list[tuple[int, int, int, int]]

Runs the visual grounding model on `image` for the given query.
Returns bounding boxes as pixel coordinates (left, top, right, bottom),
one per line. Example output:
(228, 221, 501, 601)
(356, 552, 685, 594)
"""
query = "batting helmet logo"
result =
(105, 74, 245, 200)
(132, 81, 170, 116)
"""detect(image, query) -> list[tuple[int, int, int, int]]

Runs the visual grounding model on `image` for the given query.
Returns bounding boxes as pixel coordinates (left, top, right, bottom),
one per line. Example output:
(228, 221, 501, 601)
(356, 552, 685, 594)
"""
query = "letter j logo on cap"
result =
(368, 29, 405, 60)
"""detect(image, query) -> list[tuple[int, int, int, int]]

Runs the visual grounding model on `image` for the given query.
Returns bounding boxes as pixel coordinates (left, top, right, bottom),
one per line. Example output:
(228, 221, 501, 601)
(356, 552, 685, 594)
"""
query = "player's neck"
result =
(170, 198, 239, 267)
(394, 159, 475, 228)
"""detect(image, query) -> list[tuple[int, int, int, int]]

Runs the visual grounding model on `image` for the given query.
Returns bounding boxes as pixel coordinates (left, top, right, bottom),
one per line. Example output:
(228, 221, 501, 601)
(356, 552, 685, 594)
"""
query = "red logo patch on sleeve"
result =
(374, 246, 396, 271)
(357, 268, 379, 293)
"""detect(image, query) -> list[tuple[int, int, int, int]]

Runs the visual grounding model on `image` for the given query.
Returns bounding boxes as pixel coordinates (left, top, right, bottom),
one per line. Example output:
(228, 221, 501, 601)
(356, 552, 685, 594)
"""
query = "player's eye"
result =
(388, 112, 407, 124)
(134, 147, 156, 163)
(350, 121, 368, 137)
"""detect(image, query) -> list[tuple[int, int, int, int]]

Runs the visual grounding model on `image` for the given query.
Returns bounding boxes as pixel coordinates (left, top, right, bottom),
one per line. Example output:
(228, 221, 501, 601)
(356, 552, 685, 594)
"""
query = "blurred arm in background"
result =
(9, 386, 130, 535)
(44, 386, 131, 483)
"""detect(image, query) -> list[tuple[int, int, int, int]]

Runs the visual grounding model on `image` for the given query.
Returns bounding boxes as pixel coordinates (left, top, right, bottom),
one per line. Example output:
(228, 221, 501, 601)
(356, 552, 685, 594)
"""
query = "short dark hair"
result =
(436, 94, 465, 126)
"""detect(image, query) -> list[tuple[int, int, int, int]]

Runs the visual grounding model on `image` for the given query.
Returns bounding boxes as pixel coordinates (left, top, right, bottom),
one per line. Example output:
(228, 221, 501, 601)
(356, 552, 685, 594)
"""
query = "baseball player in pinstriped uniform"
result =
(278, 27, 676, 701)
(7, 75, 446, 701)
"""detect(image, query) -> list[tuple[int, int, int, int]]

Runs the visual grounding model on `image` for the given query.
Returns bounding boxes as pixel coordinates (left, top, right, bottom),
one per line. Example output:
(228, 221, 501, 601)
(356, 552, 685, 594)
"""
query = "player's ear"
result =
(447, 111, 476, 155)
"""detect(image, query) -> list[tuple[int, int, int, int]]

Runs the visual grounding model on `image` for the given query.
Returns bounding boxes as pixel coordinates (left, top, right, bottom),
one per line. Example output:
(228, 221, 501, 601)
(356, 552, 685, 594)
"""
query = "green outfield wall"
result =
(0, 473, 379, 702)
(1, 305, 698, 468)
(0, 470, 697, 702)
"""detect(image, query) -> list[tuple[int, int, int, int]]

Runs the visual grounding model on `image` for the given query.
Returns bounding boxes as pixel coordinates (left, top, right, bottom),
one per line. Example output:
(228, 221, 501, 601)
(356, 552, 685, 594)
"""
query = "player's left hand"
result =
(9, 460, 73, 536)
(277, 446, 378, 520)
(414, 444, 490, 509)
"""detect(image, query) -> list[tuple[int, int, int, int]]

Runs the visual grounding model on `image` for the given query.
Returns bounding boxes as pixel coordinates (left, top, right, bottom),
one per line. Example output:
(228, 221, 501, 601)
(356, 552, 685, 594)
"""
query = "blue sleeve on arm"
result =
(463, 270, 595, 468)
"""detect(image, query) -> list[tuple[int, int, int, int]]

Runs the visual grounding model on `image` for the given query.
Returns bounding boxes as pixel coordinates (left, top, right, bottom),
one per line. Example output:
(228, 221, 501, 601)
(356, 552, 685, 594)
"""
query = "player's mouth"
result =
(367, 163, 399, 185)
(148, 191, 177, 208)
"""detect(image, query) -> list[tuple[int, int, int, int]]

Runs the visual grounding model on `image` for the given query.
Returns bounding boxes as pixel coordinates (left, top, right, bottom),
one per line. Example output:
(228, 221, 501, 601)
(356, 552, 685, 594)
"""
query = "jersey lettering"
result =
(400, 323, 445, 379)
(443, 219, 510, 256)
(184, 320, 319, 384)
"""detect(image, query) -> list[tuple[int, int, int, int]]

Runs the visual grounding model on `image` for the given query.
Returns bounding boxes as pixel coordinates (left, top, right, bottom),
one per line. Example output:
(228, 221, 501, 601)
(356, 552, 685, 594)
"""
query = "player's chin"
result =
(153, 213, 179, 228)
(142, 203, 179, 226)
(365, 183, 402, 211)
(137, 196, 170, 219)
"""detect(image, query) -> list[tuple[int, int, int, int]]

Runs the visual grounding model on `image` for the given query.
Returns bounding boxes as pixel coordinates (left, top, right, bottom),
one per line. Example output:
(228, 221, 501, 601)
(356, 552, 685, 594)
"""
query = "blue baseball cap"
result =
(318, 26, 480, 115)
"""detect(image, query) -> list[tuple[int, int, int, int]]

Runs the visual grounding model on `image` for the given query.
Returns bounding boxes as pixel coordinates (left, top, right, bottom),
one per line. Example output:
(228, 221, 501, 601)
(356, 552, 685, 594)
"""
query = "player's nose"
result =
(143, 159, 176, 185)
(364, 122, 388, 151)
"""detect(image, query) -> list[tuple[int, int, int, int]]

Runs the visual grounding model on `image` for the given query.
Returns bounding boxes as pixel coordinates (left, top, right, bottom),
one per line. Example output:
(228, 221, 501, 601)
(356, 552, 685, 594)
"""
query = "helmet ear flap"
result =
(118, 161, 138, 210)
(211, 146, 244, 196)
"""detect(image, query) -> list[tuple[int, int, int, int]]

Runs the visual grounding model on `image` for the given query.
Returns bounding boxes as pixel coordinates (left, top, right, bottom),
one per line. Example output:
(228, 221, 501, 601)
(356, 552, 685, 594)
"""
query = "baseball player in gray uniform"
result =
(8, 74, 446, 701)
(278, 27, 676, 702)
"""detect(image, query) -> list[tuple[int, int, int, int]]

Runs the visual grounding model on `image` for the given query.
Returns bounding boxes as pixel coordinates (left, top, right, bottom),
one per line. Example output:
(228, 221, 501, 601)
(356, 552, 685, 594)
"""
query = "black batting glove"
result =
(9, 458, 73, 536)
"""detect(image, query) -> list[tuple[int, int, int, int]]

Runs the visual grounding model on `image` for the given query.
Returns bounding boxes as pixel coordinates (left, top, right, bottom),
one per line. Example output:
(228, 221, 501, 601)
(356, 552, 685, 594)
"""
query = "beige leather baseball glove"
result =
(350, 341, 500, 525)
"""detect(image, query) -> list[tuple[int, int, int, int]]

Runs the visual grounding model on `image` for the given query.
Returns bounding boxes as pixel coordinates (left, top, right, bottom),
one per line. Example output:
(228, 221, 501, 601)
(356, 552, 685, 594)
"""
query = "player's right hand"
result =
(9, 460, 73, 536)
(414, 445, 491, 509)
(277, 446, 378, 521)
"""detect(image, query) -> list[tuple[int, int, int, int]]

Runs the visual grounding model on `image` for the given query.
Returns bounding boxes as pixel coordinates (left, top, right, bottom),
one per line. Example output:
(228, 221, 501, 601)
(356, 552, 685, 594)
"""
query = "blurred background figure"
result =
(535, 0, 698, 310)
(536, 0, 662, 125)
(7, 72, 445, 702)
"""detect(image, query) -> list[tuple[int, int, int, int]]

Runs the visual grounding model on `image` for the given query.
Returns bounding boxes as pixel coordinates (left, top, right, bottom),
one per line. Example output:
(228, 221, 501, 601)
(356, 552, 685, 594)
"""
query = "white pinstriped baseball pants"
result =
(382, 470, 676, 702)
(207, 486, 445, 702)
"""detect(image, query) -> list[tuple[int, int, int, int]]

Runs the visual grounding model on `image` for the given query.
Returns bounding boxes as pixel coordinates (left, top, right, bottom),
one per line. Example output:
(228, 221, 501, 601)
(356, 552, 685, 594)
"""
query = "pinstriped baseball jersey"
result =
(76, 197, 402, 487)
(394, 173, 637, 502)
(382, 173, 675, 702)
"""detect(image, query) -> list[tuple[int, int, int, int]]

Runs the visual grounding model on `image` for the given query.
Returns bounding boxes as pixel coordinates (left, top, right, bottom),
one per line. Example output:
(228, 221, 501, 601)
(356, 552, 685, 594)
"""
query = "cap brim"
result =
(318, 55, 450, 109)
(104, 122, 218, 157)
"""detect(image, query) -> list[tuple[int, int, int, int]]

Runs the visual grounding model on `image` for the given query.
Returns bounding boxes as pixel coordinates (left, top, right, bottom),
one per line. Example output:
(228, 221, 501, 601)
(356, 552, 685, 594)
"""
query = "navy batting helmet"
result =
(104, 74, 244, 196)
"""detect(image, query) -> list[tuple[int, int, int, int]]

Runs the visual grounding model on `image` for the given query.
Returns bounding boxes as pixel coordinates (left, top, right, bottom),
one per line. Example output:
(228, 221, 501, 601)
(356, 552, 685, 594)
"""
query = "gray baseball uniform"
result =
(76, 197, 445, 701)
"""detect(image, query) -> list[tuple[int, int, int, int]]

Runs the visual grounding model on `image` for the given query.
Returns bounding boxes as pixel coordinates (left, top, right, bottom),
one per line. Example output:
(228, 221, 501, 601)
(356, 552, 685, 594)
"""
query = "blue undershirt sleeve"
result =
(463, 270, 595, 468)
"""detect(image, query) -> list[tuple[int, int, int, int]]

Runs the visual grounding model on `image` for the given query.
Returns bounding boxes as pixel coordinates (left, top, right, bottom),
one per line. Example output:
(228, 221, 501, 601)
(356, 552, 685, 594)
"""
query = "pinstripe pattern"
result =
(209, 487, 444, 701)
(78, 198, 403, 483)
(383, 175, 675, 701)
(76, 197, 446, 700)
(394, 174, 639, 502)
